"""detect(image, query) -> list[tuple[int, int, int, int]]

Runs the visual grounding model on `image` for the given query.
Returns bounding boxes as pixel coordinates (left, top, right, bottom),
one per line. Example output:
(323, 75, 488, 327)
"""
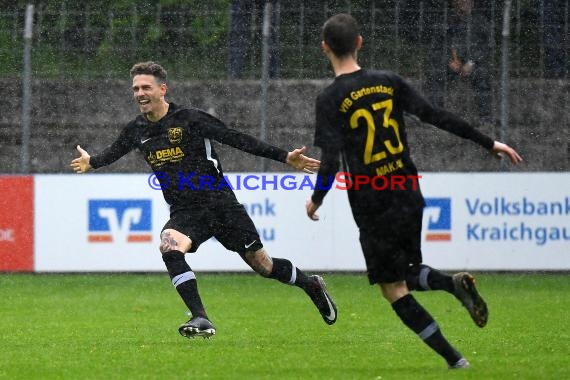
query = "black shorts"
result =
(358, 209, 423, 285)
(162, 192, 263, 254)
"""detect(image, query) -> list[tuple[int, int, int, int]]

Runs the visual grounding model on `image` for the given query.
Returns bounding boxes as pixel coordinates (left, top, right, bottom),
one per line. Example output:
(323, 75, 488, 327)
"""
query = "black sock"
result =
(391, 294, 462, 365)
(162, 250, 208, 319)
(406, 265, 454, 293)
(268, 258, 311, 291)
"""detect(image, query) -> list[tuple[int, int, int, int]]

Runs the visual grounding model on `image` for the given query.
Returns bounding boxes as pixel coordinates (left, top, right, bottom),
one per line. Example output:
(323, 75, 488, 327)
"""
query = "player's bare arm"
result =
(286, 146, 320, 174)
(70, 145, 92, 173)
(491, 141, 523, 164)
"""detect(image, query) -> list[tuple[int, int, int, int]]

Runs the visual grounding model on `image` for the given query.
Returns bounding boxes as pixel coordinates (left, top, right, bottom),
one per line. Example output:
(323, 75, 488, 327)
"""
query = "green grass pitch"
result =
(1, 273, 569, 379)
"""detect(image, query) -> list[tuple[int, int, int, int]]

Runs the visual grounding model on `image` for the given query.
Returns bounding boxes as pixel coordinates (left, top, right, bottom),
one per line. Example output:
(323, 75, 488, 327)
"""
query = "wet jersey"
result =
(90, 103, 288, 206)
(312, 69, 494, 220)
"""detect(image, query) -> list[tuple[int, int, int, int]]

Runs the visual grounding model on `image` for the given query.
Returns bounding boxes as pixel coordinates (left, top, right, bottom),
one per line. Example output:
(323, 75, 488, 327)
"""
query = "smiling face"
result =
(132, 74, 168, 121)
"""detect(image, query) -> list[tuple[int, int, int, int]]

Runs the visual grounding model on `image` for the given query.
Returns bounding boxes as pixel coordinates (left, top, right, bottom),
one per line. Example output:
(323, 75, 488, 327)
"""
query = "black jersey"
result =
(312, 69, 494, 219)
(90, 103, 288, 206)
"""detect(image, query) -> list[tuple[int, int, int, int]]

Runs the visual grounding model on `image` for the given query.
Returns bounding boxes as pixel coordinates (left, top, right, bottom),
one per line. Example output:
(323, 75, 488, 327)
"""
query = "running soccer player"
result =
(71, 61, 337, 339)
(305, 14, 522, 369)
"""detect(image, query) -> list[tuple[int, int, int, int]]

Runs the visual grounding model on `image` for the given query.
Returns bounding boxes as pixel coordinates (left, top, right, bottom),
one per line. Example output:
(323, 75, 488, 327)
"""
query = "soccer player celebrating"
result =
(71, 61, 337, 339)
(305, 14, 522, 369)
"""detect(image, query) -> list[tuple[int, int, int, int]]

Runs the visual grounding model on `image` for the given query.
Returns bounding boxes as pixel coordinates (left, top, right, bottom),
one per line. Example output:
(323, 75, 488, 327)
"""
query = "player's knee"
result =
(159, 229, 192, 254)
(380, 281, 409, 303)
(159, 240, 172, 254)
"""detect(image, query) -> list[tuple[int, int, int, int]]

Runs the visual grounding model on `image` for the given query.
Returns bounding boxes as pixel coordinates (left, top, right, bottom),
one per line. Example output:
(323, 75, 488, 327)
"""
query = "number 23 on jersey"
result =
(349, 99, 404, 165)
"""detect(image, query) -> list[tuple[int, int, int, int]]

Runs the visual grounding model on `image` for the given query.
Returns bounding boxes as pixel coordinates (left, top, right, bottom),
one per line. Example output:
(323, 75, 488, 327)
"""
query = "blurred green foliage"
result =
(0, 0, 567, 79)
(1, 0, 231, 79)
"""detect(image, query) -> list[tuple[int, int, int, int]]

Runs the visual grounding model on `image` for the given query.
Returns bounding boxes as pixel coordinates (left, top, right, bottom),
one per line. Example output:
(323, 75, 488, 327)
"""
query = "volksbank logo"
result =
(424, 198, 452, 242)
(88, 200, 152, 243)
(465, 197, 570, 246)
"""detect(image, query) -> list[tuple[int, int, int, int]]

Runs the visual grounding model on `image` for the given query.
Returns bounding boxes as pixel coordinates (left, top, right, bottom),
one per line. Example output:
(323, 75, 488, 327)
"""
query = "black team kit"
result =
(89, 103, 337, 337)
(311, 69, 490, 367)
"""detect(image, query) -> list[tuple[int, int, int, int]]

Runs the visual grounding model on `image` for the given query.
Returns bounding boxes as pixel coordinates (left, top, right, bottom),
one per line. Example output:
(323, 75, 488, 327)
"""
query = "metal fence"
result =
(0, 0, 568, 80)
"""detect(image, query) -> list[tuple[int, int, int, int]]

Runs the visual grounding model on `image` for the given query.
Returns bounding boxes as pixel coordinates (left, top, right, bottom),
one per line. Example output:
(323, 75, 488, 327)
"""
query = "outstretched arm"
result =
(71, 122, 136, 173)
(194, 109, 320, 170)
(397, 75, 523, 164)
(70, 145, 92, 173)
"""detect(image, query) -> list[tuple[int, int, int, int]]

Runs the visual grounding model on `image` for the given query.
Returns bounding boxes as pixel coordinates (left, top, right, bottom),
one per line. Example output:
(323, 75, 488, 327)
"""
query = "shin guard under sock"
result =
(406, 265, 454, 293)
(392, 294, 462, 365)
(162, 250, 207, 318)
(268, 258, 311, 290)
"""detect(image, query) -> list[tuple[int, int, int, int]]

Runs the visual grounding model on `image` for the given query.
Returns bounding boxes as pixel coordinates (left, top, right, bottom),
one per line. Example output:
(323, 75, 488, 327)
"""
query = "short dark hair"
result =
(130, 61, 167, 83)
(322, 14, 360, 57)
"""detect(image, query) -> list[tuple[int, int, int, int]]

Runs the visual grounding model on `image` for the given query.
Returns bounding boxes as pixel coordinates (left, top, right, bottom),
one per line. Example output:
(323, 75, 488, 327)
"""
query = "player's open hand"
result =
(286, 146, 320, 174)
(491, 141, 523, 165)
(70, 145, 92, 173)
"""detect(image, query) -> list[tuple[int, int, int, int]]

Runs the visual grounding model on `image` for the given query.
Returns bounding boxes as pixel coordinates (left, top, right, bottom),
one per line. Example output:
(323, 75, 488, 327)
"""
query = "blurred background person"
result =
(424, 0, 494, 126)
(543, 0, 568, 78)
(228, 0, 281, 79)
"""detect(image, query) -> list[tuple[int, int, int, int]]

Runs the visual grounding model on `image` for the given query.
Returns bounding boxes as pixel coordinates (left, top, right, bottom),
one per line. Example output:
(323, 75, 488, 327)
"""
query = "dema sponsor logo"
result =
(88, 200, 152, 243)
(424, 198, 452, 242)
